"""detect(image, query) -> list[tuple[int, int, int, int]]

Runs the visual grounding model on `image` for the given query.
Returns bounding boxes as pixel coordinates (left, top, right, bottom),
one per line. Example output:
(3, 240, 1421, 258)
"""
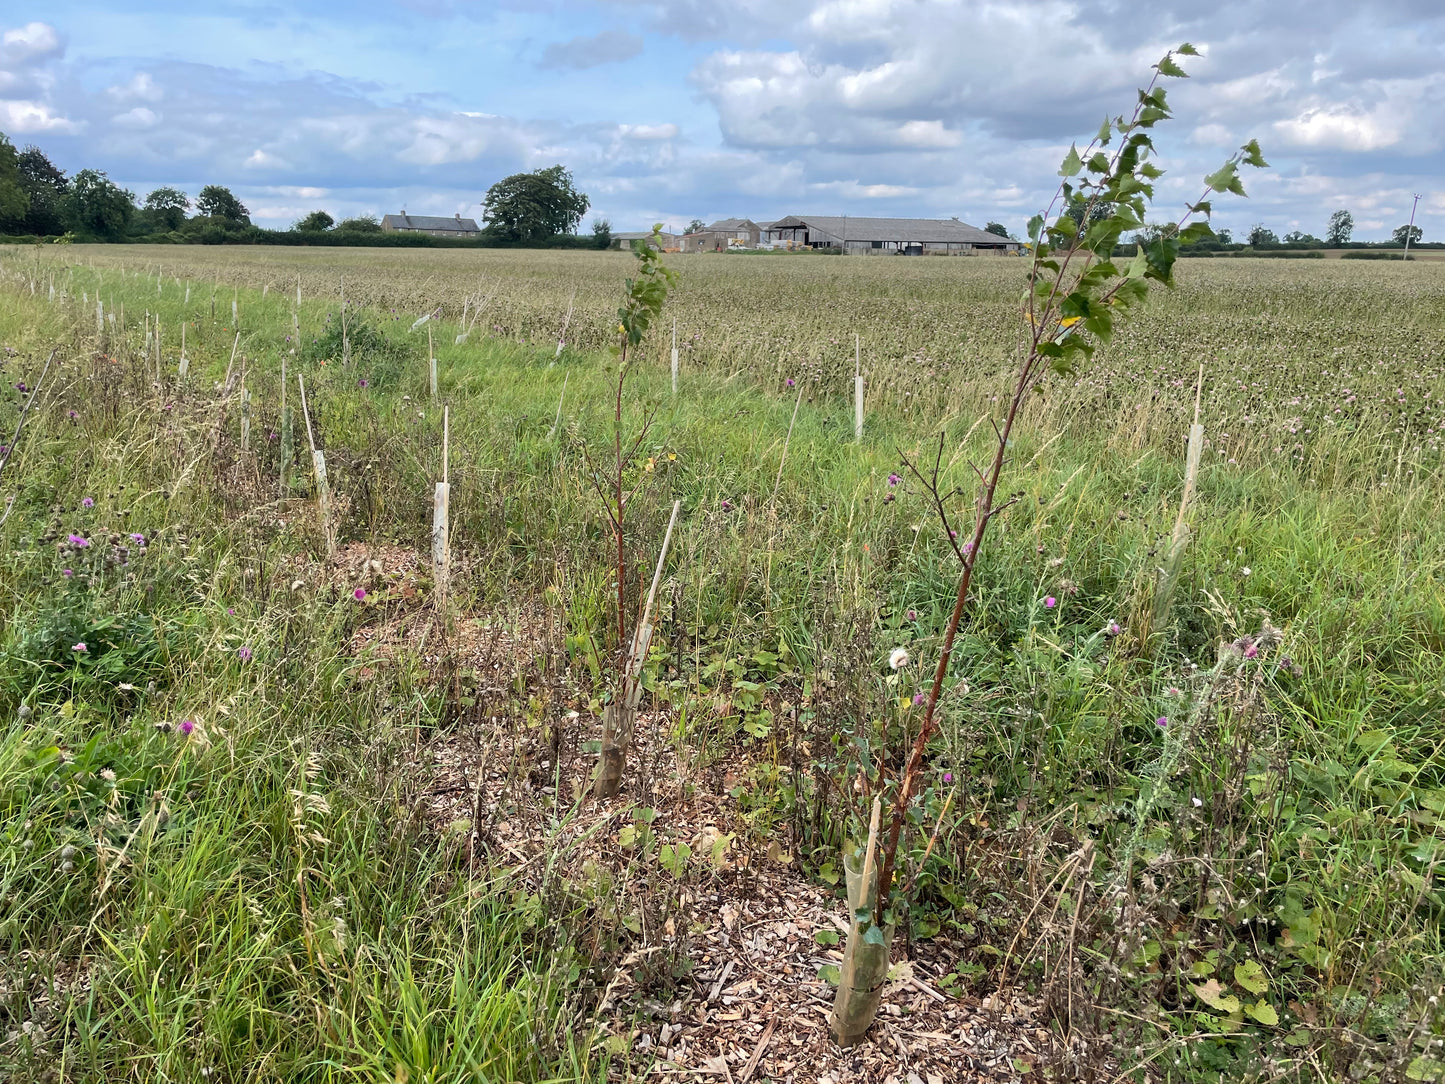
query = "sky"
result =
(1, 1, 1442, 241)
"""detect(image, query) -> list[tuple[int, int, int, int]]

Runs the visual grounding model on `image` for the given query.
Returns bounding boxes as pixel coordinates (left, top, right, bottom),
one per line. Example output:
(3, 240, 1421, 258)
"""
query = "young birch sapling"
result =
(830, 45, 1268, 1047)
(589, 226, 678, 799)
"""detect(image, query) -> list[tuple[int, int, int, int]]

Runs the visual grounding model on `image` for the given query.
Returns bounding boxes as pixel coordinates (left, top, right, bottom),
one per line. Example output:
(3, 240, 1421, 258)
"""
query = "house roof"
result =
(706, 218, 760, 231)
(382, 213, 481, 233)
(765, 215, 1013, 244)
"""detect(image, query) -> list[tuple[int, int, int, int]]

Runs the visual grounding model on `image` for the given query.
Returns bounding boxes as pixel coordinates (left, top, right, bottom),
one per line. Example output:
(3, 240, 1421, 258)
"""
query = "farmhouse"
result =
(681, 218, 764, 253)
(380, 212, 482, 239)
(762, 215, 1022, 255)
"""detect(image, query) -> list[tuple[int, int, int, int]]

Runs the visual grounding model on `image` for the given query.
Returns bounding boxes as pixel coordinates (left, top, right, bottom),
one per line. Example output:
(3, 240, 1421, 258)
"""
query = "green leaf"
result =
(1204, 162, 1238, 193)
(1059, 143, 1083, 178)
(1156, 54, 1189, 78)
(1026, 214, 1044, 242)
(1096, 118, 1112, 146)
(659, 841, 691, 878)
(1192, 979, 1242, 1014)
(817, 964, 841, 986)
(863, 924, 887, 946)
(1086, 152, 1110, 173)
(814, 928, 840, 946)
(1177, 42, 1199, 56)
(1407, 1056, 1445, 1081)
(1245, 1000, 1279, 1026)
(1242, 139, 1269, 168)
(1234, 959, 1268, 994)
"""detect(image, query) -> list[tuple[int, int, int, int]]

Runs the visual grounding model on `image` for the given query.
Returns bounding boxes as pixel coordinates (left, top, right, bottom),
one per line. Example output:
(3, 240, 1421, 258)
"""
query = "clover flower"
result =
(237, 646, 253, 661)
(81, 497, 94, 508)
(73, 642, 87, 653)
(1044, 596, 1057, 609)
(353, 587, 367, 601)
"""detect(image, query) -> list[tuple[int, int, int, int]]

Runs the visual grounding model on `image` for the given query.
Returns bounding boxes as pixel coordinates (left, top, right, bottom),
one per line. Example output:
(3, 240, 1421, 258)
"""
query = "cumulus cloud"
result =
(107, 72, 162, 102)
(111, 106, 159, 129)
(1, 21, 64, 65)
(0, 98, 83, 133)
(538, 29, 644, 69)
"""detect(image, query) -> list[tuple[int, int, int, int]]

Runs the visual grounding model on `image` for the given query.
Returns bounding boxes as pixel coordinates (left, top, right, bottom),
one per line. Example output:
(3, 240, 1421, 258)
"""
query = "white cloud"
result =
(0, 98, 82, 133)
(244, 148, 287, 169)
(619, 123, 678, 140)
(111, 106, 159, 129)
(107, 72, 162, 102)
(1, 22, 63, 64)
(1275, 102, 1409, 153)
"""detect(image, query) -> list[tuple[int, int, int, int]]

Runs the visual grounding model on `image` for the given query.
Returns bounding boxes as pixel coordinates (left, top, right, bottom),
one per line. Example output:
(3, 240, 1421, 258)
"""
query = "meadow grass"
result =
(0, 247, 1441, 1081)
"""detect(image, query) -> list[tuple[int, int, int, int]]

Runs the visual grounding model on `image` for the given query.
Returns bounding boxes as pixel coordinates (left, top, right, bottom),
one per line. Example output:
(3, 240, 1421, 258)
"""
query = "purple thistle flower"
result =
(358, 379, 369, 388)
(130, 533, 146, 545)
(721, 499, 732, 512)
(237, 646, 253, 661)
(353, 587, 367, 601)
(887, 473, 899, 487)
(786, 377, 795, 387)
(179, 719, 195, 735)
(68, 410, 78, 420)
(906, 609, 917, 621)
(913, 692, 925, 706)
(62, 568, 73, 578)
(81, 497, 94, 508)
(1156, 716, 1168, 728)
(68, 534, 89, 548)
(1044, 596, 1057, 609)
(942, 772, 954, 784)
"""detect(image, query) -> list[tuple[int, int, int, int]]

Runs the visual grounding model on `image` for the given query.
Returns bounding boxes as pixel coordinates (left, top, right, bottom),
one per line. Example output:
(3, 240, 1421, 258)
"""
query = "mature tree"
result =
(0, 133, 29, 232)
(13, 144, 71, 235)
(1215, 227, 1233, 245)
(686, 218, 706, 234)
(1247, 223, 1278, 247)
(1283, 230, 1321, 245)
(1392, 223, 1423, 246)
(143, 187, 190, 231)
(1133, 221, 1180, 245)
(591, 217, 612, 248)
(482, 164, 589, 242)
(1326, 209, 1353, 247)
(195, 184, 250, 225)
(335, 213, 381, 233)
(295, 209, 334, 232)
(65, 169, 136, 239)
(983, 221, 1011, 238)
(1064, 195, 1113, 231)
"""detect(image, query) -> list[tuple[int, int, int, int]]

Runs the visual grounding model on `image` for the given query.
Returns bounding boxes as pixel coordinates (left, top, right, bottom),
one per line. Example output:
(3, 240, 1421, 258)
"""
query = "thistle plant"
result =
(834, 45, 1269, 1046)
(588, 225, 677, 799)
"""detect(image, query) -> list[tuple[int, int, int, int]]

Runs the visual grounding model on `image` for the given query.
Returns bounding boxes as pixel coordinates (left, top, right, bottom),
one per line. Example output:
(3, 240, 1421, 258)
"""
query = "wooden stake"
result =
(671, 317, 678, 395)
(179, 321, 188, 379)
(595, 500, 682, 798)
(555, 286, 576, 357)
(433, 404, 451, 611)
(549, 371, 569, 438)
(429, 325, 437, 400)
(297, 373, 335, 559)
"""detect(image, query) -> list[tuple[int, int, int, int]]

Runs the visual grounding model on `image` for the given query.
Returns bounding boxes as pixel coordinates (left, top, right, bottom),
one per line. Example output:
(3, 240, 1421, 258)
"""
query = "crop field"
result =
(0, 244, 1442, 1083)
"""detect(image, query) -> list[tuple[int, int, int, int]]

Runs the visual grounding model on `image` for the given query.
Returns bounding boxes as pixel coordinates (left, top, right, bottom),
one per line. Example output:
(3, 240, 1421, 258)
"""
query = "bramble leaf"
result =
(1234, 959, 1268, 994)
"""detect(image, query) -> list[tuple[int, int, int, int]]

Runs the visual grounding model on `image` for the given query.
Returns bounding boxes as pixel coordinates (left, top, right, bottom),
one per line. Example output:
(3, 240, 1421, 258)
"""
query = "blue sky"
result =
(2, 1, 1442, 240)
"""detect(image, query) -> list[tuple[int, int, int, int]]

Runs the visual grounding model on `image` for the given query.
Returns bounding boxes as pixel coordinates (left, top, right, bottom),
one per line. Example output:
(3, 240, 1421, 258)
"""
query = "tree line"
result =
(0, 132, 607, 247)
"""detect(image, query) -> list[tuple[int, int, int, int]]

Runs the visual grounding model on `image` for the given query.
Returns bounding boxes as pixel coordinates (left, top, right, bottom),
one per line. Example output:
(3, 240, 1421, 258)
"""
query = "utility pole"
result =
(1403, 193, 1423, 261)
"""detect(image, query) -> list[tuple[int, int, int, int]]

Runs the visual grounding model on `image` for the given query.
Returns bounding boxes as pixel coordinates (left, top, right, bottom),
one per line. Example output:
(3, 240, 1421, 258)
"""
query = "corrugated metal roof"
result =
(764, 215, 1013, 244)
(707, 218, 760, 231)
(382, 213, 481, 233)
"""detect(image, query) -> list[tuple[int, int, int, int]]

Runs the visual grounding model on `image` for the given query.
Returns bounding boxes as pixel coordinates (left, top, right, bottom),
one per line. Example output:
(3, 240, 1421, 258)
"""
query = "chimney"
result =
(455, 213, 461, 221)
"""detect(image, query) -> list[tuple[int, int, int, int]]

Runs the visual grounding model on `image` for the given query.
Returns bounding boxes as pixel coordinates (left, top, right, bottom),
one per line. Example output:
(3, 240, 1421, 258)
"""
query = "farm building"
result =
(380, 212, 482, 239)
(610, 231, 680, 251)
(762, 215, 1022, 255)
(681, 218, 764, 253)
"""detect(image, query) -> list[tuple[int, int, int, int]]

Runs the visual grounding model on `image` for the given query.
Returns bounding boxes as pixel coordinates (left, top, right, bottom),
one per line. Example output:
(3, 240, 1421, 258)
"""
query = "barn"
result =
(381, 212, 482, 239)
(681, 218, 764, 253)
(762, 215, 1022, 255)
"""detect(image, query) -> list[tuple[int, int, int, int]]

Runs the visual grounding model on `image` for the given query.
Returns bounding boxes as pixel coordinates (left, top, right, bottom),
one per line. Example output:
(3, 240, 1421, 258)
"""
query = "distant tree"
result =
(195, 185, 250, 225)
(1064, 196, 1113, 232)
(0, 133, 28, 232)
(295, 210, 335, 232)
(1215, 227, 1233, 245)
(983, 221, 1011, 238)
(335, 213, 382, 233)
(592, 217, 612, 248)
(1392, 223, 1423, 246)
(1283, 230, 1321, 245)
(482, 164, 590, 242)
(15, 144, 69, 235)
(1247, 223, 1278, 247)
(143, 187, 190, 231)
(1133, 222, 1179, 245)
(64, 169, 135, 239)
(686, 218, 706, 234)
(1326, 209, 1353, 247)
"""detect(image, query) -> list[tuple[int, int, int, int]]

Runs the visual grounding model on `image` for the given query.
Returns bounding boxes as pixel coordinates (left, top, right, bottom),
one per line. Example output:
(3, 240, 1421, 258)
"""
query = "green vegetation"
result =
(0, 243, 1441, 1081)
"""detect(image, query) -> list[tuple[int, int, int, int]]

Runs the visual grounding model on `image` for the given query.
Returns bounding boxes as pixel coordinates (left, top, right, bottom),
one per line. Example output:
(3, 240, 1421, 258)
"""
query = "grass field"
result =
(0, 245, 1442, 1083)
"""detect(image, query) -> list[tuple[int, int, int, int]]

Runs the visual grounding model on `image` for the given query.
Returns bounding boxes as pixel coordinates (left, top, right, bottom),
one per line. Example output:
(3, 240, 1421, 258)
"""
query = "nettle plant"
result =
(830, 45, 1268, 1047)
